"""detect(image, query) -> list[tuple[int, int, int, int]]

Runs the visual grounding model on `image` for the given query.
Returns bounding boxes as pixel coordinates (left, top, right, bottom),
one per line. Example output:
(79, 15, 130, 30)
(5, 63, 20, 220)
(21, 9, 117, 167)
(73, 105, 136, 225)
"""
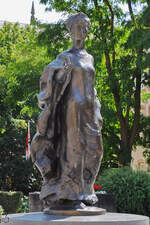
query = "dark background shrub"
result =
(0, 118, 42, 195)
(0, 191, 23, 214)
(0, 205, 3, 217)
(97, 167, 150, 216)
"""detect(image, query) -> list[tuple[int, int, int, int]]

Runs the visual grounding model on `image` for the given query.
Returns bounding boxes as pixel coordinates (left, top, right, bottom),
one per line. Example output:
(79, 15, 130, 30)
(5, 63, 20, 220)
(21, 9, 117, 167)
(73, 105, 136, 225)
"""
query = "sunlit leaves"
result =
(0, 23, 50, 119)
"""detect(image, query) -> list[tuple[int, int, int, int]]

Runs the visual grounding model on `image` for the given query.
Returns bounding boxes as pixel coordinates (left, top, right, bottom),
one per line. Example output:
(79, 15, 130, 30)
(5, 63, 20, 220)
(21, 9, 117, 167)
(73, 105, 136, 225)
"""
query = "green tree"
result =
(0, 22, 51, 193)
(0, 23, 50, 119)
(39, 0, 150, 166)
(38, 21, 71, 58)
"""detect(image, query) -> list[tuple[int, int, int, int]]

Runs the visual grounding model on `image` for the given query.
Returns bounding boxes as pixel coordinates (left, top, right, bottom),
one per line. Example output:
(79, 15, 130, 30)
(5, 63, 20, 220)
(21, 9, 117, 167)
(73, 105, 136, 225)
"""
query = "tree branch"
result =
(129, 69, 141, 148)
(104, 0, 114, 34)
(146, 0, 150, 6)
(104, 0, 115, 64)
(125, 75, 135, 125)
(93, 0, 98, 8)
(127, 0, 136, 24)
(104, 39, 127, 144)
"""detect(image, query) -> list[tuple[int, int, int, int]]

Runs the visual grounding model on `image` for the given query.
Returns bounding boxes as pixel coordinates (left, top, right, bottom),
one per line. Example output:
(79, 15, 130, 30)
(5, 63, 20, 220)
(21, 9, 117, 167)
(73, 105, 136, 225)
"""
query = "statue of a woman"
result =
(31, 12, 103, 212)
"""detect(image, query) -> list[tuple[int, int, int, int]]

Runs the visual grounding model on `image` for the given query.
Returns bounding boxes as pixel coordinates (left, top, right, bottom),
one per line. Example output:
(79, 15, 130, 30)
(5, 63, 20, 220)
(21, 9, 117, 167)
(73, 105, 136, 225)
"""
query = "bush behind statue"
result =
(0, 205, 3, 217)
(0, 191, 23, 214)
(19, 195, 29, 213)
(98, 167, 150, 216)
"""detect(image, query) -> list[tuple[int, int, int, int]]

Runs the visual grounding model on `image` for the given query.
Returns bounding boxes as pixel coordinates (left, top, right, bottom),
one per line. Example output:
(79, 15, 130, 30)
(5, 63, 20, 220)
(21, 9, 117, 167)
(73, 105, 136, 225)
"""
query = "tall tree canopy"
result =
(39, 0, 150, 166)
(0, 22, 50, 193)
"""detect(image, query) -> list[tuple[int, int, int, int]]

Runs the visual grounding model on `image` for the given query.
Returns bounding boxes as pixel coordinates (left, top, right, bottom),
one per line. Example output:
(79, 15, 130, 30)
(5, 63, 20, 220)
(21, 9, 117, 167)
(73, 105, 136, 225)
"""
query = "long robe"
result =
(31, 48, 103, 205)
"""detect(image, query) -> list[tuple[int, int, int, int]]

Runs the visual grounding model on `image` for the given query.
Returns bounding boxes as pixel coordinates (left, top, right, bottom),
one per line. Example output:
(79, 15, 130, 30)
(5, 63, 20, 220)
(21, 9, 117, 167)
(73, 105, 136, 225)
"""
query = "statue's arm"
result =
(37, 53, 72, 136)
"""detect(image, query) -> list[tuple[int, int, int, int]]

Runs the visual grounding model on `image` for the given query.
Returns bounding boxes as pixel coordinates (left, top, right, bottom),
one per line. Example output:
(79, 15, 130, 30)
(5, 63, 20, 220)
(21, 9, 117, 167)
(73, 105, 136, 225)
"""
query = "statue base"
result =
(5, 212, 149, 225)
(44, 206, 106, 216)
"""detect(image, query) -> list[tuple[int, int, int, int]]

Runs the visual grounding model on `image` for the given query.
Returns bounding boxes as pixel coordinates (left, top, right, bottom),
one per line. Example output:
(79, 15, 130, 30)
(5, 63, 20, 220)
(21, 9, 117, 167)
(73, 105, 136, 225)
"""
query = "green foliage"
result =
(141, 91, 150, 102)
(0, 205, 3, 217)
(143, 149, 150, 165)
(0, 23, 50, 119)
(39, 0, 150, 166)
(135, 115, 150, 165)
(0, 22, 44, 194)
(0, 191, 23, 214)
(19, 195, 29, 213)
(98, 167, 150, 216)
(38, 21, 71, 58)
(0, 116, 42, 194)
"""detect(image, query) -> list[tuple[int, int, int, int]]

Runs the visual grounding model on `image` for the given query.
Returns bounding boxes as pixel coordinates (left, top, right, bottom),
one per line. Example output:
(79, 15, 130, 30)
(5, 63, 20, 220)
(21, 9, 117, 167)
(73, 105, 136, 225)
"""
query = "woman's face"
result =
(70, 22, 87, 49)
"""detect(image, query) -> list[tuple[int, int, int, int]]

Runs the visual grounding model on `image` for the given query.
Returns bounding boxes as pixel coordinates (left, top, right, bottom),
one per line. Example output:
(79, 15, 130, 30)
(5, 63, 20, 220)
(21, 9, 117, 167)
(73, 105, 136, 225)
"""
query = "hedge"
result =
(0, 205, 3, 217)
(97, 167, 150, 216)
(0, 191, 23, 214)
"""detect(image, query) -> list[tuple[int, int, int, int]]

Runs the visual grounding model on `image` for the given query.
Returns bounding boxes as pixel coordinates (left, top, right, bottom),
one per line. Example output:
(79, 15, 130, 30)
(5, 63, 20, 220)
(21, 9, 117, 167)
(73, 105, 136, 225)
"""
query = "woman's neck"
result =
(72, 39, 84, 50)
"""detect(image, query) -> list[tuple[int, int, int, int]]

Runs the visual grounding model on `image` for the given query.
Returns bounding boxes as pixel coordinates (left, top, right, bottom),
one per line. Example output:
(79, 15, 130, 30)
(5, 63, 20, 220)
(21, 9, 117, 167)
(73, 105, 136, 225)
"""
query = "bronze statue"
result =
(31, 12, 103, 213)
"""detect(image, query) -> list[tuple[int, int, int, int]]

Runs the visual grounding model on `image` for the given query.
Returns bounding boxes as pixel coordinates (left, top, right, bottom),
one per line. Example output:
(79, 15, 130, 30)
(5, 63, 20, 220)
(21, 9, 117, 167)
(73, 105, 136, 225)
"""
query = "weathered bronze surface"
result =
(44, 207, 106, 216)
(31, 12, 103, 212)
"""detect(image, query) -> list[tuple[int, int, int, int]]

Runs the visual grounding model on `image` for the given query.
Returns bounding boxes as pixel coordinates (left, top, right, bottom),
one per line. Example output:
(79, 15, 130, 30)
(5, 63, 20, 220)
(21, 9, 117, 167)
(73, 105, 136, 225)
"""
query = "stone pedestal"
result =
(5, 212, 149, 225)
(29, 192, 116, 213)
(95, 193, 117, 212)
(29, 192, 43, 212)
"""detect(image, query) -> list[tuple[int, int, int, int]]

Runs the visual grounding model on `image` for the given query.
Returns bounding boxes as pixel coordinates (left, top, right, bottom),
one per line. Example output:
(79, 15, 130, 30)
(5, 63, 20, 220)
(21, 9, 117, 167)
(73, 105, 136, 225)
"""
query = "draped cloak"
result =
(31, 49, 103, 205)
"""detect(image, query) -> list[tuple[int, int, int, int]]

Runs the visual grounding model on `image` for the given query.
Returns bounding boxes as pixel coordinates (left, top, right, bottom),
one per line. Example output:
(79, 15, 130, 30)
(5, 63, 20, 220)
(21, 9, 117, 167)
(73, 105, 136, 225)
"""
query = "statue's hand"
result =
(63, 62, 72, 74)
(55, 62, 72, 83)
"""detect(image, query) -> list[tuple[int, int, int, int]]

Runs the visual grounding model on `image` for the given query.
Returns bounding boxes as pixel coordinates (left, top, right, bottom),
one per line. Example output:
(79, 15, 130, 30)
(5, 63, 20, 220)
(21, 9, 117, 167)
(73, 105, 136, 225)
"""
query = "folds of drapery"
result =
(31, 53, 72, 164)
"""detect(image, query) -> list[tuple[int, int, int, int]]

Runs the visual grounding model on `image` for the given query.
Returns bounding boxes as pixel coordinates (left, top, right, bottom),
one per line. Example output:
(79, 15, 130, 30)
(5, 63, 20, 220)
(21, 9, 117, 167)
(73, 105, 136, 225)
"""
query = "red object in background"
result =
(94, 185, 99, 190)
(26, 131, 29, 151)
(94, 184, 103, 190)
(26, 121, 31, 160)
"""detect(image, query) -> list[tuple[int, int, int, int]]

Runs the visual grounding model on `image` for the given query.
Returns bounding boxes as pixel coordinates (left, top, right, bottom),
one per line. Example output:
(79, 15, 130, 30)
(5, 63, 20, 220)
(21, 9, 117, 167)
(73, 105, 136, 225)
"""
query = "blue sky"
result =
(0, 0, 62, 24)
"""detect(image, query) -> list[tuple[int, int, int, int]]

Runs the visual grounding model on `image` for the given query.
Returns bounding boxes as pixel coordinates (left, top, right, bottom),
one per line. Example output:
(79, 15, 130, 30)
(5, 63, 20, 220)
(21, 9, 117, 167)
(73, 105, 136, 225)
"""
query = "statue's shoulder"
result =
(87, 52, 94, 59)
(41, 65, 50, 80)
(87, 52, 94, 64)
(55, 49, 72, 65)
(57, 49, 72, 59)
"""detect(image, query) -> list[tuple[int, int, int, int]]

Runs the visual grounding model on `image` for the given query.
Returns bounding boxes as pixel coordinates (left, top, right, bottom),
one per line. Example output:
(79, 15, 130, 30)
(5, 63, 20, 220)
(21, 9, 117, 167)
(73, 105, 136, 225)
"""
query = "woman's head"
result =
(66, 12, 90, 48)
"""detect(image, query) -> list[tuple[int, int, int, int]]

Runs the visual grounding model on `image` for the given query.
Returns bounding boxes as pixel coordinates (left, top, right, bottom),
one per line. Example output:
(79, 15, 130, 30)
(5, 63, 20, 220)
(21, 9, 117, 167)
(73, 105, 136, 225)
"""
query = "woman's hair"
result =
(66, 12, 90, 33)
